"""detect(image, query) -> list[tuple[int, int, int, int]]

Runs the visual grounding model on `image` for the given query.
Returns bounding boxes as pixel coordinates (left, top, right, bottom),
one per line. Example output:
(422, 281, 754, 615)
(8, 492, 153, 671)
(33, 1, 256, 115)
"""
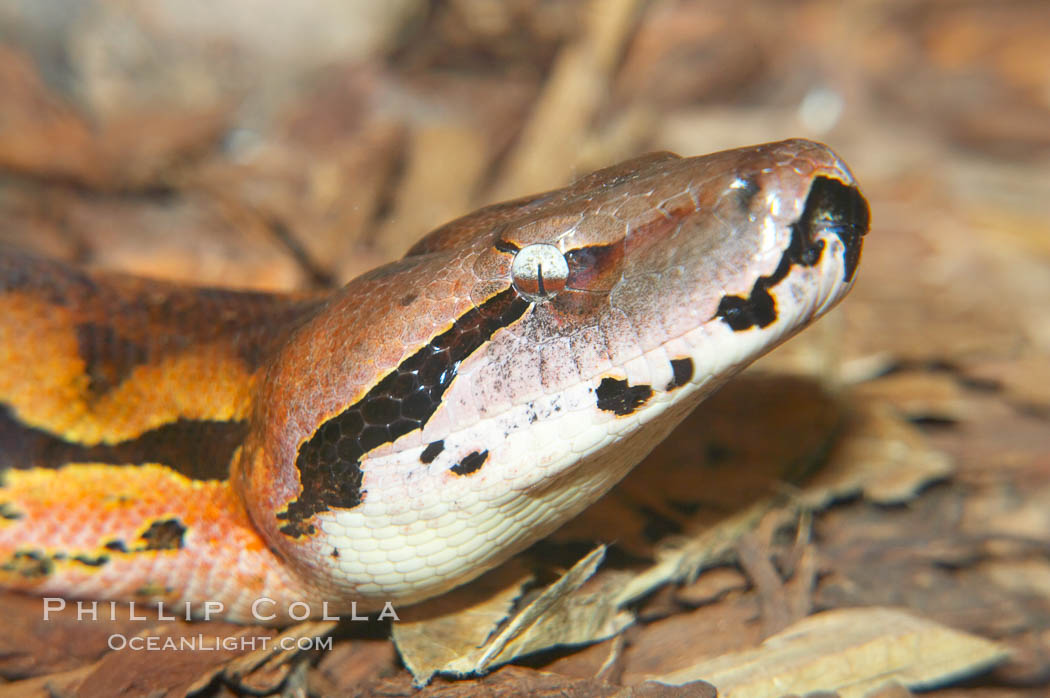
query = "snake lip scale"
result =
(0, 139, 869, 623)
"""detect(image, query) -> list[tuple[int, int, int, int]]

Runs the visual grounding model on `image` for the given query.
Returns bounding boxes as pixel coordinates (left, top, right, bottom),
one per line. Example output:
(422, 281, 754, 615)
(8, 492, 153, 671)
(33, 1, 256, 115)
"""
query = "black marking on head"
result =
(420, 440, 444, 464)
(715, 216, 825, 330)
(802, 176, 869, 282)
(399, 292, 418, 307)
(716, 284, 778, 331)
(715, 198, 824, 331)
(72, 553, 109, 567)
(2, 550, 52, 578)
(140, 518, 187, 551)
(103, 540, 128, 553)
(716, 176, 868, 332)
(0, 404, 246, 480)
(666, 358, 694, 391)
(75, 323, 148, 399)
(331, 548, 340, 558)
(495, 239, 520, 254)
(596, 378, 653, 416)
(450, 450, 488, 476)
(277, 289, 530, 538)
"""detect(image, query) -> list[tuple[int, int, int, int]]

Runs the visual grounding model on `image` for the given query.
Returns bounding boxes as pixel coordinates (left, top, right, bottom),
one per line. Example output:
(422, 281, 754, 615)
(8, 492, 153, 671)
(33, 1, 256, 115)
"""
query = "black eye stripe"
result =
(277, 290, 529, 538)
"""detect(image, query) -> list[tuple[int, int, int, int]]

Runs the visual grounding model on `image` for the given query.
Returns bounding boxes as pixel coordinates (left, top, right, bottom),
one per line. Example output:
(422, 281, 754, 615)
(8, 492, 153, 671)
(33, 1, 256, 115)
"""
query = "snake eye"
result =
(511, 243, 569, 302)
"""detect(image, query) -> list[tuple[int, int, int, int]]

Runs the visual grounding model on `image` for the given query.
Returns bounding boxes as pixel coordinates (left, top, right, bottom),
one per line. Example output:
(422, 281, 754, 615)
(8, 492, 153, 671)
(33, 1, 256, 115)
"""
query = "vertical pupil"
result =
(510, 243, 568, 301)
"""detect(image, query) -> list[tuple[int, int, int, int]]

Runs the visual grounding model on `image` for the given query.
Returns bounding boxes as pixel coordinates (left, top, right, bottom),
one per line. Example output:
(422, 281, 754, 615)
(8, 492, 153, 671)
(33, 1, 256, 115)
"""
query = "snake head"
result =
(237, 139, 869, 607)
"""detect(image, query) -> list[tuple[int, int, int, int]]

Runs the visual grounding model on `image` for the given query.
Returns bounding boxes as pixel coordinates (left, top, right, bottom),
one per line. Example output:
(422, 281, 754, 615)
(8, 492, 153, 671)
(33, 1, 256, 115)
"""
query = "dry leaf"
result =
(394, 547, 631, 685)
(652, 607, 1010, 698)
(393, 560, 534, 684)
(849, 372, 972, 423)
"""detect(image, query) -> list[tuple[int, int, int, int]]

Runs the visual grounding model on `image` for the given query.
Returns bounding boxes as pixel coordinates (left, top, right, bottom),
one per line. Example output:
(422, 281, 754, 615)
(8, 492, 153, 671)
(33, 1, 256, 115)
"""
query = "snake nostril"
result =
(798, 176, 871, 282)
(729, 174, 761, 213)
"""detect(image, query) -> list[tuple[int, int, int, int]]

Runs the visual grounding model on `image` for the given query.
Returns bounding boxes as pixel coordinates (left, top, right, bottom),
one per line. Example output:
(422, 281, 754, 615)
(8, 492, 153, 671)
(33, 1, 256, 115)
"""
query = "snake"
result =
(0, 139, 869, 624)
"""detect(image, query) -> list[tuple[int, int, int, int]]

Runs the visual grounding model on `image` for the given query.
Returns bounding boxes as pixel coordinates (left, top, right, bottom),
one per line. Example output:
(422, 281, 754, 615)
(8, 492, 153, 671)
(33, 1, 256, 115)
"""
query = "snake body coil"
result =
(0, 140, 869, 622)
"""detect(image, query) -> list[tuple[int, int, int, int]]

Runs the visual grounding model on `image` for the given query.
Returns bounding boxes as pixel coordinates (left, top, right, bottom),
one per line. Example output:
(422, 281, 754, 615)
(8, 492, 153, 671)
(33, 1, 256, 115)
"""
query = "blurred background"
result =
(1, 1, 1049, 695)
